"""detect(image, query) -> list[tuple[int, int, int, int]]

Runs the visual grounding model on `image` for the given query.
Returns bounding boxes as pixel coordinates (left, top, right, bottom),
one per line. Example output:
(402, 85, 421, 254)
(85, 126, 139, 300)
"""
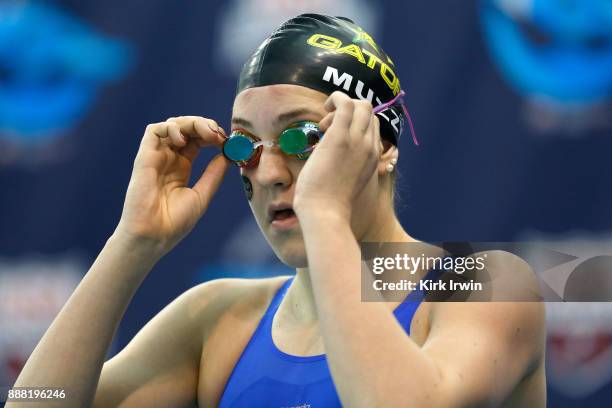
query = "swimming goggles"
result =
(222, 91, 418, 168)
(223, 121, 323, 168)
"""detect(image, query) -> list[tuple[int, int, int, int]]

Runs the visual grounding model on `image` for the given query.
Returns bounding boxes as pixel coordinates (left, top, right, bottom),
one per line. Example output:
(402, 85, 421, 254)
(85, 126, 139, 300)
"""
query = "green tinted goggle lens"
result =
(279, 121, 321, 157)
(279, 128, 309, 154)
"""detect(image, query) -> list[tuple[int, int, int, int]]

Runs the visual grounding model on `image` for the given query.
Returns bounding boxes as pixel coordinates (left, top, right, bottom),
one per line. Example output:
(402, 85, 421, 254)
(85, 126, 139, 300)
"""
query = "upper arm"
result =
(93, 281, 223, 408)
(422, 251, 546, 408)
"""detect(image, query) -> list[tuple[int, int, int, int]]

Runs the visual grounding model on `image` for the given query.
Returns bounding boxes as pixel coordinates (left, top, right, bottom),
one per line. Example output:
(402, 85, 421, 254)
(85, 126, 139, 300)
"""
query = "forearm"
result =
(299, 212, 445, 407)
(8, 232, 162, 408)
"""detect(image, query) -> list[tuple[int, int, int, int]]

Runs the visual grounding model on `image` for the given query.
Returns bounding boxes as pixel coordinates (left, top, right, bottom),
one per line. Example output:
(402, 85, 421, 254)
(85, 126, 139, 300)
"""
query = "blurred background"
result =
(1, 0, 611, 406)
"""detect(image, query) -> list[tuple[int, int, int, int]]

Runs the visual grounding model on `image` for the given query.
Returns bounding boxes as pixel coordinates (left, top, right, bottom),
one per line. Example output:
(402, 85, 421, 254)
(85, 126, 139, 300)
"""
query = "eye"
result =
(230, 129, 249, 138)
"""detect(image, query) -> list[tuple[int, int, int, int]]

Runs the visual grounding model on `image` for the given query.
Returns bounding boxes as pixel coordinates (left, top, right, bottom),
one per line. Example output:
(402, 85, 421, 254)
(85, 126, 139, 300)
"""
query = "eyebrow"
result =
(231, 107, 322, 129)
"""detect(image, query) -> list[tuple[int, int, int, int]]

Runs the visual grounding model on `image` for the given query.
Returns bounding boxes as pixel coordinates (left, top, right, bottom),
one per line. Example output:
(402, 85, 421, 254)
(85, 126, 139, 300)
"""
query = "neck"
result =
(281, 208, 416, 325)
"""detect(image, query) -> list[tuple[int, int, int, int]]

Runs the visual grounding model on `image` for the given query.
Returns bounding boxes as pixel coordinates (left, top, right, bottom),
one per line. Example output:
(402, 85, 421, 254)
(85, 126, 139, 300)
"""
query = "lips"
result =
(273, 208, 295, 220)
(267, 202, 294, 223)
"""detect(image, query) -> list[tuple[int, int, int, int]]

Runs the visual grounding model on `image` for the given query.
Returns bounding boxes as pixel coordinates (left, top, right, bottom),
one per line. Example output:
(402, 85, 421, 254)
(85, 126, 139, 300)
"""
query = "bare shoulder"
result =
(429, 249, 546, 350)
(425, 250, 547, 406)
(477, 249, 542, 300)
(95, 275, 291, 408)
(184, 275, 292, 330)
(193, 275, 293, 407)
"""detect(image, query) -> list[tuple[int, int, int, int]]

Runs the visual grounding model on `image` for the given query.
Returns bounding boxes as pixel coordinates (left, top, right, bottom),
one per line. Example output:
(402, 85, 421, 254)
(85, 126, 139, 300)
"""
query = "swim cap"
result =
(237, 13, 412, 146)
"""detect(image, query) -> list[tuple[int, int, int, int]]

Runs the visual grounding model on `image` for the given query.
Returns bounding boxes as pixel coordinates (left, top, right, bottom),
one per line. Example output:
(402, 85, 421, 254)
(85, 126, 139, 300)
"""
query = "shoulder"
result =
(96, 276, 292, 407)
(430, 249, 545, 328)
(179, 275, 293, 335)
(119, 275, 291, 353)
(428, 249, 543, 302)
(428, 249, 546, 369)
(188, 275, 292, 308)
(421, 251, 546, 407)
(192, 276, 293, 403)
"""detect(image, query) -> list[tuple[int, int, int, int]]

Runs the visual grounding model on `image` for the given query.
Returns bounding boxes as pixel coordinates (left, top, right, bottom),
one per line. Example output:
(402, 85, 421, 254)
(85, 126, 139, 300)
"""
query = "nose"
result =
(252, 147, 293, 189)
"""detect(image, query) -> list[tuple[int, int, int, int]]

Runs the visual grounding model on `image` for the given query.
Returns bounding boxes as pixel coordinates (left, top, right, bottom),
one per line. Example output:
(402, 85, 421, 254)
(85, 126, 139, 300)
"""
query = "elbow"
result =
(377, 392, 458, 408)
(373, 370, 459, 408)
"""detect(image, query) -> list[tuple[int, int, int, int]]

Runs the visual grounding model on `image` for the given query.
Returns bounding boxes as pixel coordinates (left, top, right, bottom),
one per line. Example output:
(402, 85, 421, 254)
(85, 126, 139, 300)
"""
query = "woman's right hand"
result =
(115, 116, 230, 256)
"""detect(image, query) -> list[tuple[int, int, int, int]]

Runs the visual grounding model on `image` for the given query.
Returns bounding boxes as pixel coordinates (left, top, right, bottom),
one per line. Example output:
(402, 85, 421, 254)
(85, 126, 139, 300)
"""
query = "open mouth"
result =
(272, 208, 296, 222)
(267, 200, 298, 231)
(267, 203, 298, 229)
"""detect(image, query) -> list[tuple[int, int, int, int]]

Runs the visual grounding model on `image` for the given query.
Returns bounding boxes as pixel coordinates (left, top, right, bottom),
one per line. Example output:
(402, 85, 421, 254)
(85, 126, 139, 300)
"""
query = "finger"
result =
(349, 100, 373, 144)
(372, 115, 383, 156)
(141, 122, 173, 151)
(368, 113, 380, 157)
(167, 121, 188, 148)
(167, 116, 226, 148)
(325, 93, 354, 136)
(168, 120, 209, 162)
(323, 91, 351, 112)
(177, 137, 202, 162)
(318, 112, 334, 133)
(192, 154, 231, 215)
(170, 116, 225, 146)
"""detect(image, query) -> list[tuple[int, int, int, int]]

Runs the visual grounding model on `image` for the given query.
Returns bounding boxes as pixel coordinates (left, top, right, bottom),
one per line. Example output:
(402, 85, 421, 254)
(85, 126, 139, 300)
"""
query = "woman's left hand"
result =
(293, 91, 381, 222)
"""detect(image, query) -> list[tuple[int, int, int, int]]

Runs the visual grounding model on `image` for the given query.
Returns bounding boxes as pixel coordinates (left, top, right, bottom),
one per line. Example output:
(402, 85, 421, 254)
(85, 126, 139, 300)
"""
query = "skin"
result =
(8, 85, 546, 408)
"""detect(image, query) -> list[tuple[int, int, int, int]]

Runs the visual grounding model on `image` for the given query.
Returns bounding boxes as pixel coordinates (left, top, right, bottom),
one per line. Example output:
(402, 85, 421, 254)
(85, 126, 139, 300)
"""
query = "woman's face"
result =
(232, 84, 389, 268)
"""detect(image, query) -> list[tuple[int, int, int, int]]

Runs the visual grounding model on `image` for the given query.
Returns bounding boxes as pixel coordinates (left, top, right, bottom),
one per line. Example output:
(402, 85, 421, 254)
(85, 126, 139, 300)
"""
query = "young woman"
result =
(10, 14, 546, 408)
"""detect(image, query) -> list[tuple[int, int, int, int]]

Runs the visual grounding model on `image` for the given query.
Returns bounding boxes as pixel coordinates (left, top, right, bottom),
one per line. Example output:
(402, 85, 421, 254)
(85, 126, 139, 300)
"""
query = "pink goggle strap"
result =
(372, 90, 419, 146)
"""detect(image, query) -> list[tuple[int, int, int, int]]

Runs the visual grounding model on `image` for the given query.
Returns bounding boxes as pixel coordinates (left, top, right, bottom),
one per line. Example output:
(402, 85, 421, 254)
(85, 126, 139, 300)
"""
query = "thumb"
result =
(192, 154, 231, 215)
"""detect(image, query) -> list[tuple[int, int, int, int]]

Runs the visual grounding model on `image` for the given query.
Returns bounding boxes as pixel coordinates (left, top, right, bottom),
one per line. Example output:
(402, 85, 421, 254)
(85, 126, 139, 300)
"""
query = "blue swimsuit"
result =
(218, 270, 441, 407)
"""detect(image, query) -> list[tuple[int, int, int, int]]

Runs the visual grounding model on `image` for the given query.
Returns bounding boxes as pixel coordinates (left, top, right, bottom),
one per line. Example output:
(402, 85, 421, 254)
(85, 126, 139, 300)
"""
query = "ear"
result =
(377, 139, 399, 176)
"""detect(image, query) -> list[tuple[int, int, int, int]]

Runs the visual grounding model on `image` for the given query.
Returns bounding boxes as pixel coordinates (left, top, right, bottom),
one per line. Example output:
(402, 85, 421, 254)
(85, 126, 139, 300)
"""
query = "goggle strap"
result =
(373, 90, 419, 146)
(401, 100, 419, 146)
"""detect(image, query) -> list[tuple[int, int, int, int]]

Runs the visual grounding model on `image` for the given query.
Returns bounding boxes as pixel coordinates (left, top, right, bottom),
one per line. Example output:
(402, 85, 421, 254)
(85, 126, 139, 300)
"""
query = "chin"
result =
(270, 238, 308, 268)
(279, 254, 308, 268)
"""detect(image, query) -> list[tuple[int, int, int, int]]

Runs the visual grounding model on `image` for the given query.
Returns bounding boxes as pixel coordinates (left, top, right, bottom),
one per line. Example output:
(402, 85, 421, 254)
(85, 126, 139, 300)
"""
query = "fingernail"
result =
(208, 122, 226, 138)
(208, 121, 219, 134)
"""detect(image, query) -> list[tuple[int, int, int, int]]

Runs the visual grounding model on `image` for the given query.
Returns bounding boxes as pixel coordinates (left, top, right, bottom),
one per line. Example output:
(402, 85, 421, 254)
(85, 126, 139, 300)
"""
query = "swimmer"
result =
(9, 14, 546, 408)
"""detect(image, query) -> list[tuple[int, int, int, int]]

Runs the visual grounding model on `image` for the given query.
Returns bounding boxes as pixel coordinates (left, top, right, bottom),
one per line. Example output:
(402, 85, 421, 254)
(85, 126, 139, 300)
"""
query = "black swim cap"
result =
(237, 13, 410, 146)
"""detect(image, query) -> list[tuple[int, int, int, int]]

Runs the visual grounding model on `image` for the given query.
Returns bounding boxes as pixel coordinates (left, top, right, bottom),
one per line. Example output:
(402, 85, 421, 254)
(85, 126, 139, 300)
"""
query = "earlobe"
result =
(386, 157, 398, 173)
(377, 142, 399, 175)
